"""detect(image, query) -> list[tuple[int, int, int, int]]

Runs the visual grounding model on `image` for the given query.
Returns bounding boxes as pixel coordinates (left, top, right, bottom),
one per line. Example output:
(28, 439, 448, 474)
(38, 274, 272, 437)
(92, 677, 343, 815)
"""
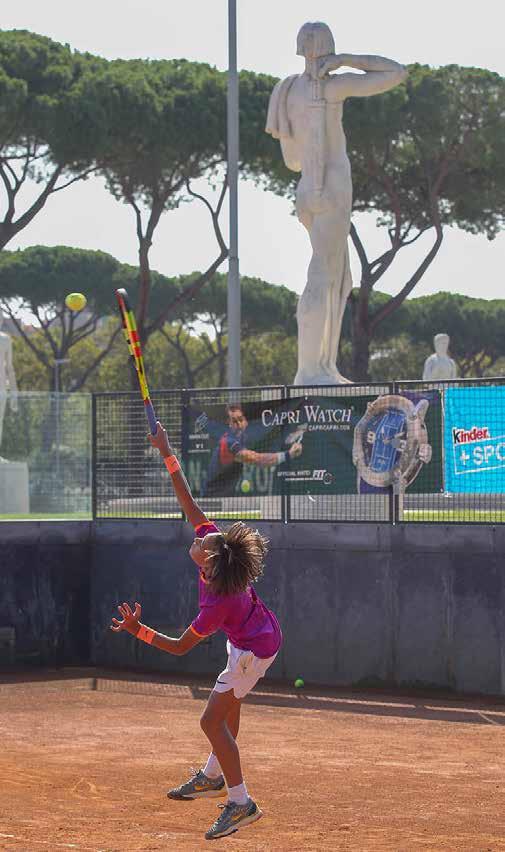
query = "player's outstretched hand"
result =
(148, 421, 172, 457)
(111, 602, 142, 635)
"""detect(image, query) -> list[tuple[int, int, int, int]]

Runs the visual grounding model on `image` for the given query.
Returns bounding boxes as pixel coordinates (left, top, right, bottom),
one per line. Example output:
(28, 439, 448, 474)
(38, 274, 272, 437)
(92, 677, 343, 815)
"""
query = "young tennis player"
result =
(110, 421, 282, 840)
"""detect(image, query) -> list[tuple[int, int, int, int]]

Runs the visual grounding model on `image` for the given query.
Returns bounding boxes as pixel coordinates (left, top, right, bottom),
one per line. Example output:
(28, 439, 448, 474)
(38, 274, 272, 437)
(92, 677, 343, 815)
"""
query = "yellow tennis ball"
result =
(65, 292, 87, 312)
(241, 479, 251, 494)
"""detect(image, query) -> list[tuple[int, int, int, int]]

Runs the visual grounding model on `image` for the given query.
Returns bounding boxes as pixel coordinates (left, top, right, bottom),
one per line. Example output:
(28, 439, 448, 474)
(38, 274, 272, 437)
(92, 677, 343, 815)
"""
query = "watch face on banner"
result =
(352, 394, 433, 492)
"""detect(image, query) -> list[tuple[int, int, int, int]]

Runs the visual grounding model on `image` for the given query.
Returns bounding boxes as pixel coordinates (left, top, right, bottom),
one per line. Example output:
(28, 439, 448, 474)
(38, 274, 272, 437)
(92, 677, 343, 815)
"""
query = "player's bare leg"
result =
(167, 698, 241, 800)
(200, 689, 243, 788)
(202, 690, 262, 840)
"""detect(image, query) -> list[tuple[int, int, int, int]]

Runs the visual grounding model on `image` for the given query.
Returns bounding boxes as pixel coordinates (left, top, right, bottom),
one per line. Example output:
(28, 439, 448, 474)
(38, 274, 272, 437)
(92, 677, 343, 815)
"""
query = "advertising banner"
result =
(444, 386, 505, 493)
(183, 390, 442, 499)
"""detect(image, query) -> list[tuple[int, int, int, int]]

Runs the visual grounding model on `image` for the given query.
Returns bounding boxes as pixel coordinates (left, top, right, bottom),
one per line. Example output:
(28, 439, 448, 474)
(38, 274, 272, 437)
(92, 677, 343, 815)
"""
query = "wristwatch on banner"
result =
(352, 395, 432, 492)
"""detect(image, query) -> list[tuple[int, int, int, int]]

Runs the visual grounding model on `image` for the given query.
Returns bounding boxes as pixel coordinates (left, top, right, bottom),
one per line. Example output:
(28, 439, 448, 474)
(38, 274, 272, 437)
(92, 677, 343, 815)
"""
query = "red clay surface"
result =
(1, 670, 505, 851)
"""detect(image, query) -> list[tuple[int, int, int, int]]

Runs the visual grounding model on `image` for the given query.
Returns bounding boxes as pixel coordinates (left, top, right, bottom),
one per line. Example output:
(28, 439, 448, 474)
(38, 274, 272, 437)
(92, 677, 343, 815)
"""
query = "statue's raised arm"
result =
(319, 53, 407, 100)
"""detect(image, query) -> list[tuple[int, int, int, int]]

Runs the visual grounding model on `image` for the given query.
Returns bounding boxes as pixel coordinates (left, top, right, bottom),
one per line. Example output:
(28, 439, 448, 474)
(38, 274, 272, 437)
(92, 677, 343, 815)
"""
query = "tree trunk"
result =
(350, 287, 372, 381)
(137, 238, 151, 345)
(351, 317, 371, 382)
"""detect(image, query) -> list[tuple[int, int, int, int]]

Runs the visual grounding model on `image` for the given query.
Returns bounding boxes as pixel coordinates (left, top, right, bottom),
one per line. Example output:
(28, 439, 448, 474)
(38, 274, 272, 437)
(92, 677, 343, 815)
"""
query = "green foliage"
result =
(0, 31, 104, 249)
(195, 273, 297, 337)
(12, 332, 49, 390)
(368, 336, 429, 382)
(347, 64, 505, 238)
(241, 332, 297, 386)
(79, 58, 227, 205)
(0, 245, 120, 312)
(0, 245, 123, 388)
(401, 291, 505, 377)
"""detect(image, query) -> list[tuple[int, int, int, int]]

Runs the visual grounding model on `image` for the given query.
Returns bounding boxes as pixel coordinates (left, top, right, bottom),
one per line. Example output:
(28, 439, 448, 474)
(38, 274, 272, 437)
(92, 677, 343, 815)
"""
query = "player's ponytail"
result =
(207, 523, 268, 596)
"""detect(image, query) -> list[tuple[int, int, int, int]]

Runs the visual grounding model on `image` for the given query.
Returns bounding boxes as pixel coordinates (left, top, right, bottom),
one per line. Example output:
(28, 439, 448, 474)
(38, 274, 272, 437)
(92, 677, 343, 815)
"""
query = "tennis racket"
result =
(115, 288, 157, 435)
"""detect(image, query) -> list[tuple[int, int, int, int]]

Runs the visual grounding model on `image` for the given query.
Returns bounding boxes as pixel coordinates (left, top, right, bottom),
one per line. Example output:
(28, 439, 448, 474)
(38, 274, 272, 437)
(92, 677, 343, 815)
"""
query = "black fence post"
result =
(180, 388, 189, 522)
(282, 385, 288, 525)
(91, 393, 97, 520)
(390, 381, 399, 525)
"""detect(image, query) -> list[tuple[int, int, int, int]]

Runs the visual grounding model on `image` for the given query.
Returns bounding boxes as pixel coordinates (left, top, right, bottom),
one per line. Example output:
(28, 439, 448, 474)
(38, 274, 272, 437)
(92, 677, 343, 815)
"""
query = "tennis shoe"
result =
(167, 767, 226, 800)
(205, 798, 262, 839)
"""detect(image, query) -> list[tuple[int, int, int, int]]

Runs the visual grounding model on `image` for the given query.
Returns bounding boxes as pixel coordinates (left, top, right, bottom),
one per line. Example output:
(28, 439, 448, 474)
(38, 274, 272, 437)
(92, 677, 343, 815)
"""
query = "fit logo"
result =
(312, 469, 326, 480)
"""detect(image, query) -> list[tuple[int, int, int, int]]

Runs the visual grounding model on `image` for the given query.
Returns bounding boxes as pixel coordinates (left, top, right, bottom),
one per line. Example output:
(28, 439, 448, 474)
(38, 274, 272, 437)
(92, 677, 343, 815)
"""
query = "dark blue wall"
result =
(0, 523, 90, 666)
(1, 521, 504, 696)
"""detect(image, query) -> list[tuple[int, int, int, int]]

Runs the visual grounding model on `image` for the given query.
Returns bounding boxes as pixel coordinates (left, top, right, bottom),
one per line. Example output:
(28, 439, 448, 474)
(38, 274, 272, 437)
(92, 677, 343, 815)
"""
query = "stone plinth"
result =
(0, 460, 29, 514)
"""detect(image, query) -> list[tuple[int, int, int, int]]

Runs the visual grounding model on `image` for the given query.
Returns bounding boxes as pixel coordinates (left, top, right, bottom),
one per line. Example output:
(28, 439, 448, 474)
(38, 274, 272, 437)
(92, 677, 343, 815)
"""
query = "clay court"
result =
(1, 671, 505, 851)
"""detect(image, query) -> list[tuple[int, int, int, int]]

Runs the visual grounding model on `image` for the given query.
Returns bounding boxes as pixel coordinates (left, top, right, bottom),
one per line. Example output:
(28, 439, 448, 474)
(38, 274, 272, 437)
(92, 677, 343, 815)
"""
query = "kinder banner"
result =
(183, 390, 442, 498)
(444, 386, 505, 493)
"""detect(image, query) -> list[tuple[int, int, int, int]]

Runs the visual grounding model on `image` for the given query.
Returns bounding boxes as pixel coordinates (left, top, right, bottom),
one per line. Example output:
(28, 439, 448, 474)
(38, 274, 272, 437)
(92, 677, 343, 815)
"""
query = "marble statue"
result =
(422, 333, 458, 381)
(0, 314, 18, 451)
(266, 21, 407, 385)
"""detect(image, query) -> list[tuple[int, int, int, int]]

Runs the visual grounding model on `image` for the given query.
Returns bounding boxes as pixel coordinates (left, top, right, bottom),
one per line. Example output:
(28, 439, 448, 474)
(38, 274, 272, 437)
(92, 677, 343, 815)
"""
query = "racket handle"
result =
(145, 400, 157, 435)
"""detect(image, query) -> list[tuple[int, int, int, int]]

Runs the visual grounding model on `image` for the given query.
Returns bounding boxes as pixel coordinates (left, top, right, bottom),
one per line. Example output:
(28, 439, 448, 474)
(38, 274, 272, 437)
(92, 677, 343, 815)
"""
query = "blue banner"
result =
(444, 386, 505, 493)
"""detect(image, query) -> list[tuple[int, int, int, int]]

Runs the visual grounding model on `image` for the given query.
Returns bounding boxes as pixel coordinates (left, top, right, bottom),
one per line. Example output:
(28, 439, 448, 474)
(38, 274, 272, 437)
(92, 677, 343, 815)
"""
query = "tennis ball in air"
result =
(241, 479, 251, 494)
(294, 678, 305, 689)
(65, 292, 87, 312)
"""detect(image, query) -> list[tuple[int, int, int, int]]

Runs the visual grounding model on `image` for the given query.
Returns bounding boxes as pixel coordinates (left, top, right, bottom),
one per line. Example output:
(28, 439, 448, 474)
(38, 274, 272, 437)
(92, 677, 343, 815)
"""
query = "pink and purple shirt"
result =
(190, 522, 282, 659)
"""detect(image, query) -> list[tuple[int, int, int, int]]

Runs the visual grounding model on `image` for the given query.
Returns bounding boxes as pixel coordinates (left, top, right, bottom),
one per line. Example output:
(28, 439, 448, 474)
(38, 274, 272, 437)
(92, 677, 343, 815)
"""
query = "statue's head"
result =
(434, 333, 449, 356)
(296, 22, 335, 60)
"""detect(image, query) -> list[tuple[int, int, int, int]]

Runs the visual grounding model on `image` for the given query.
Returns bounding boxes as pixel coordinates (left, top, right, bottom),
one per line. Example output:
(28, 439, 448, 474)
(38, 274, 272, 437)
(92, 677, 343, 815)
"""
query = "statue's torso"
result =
(424, 354, 456, 381)
(287, 75, 349, 169)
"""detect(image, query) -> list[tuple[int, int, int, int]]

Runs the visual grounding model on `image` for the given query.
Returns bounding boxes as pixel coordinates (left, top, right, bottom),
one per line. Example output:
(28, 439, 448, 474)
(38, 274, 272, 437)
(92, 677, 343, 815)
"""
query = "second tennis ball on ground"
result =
(294, 678, 304, 688)
(240, 480, 251, 494)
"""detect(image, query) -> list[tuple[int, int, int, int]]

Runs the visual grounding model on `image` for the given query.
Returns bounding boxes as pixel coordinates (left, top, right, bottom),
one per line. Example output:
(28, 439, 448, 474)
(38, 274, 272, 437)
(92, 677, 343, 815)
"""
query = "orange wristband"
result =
(164, 454, 181, 475)
(136, 625, 155, 645)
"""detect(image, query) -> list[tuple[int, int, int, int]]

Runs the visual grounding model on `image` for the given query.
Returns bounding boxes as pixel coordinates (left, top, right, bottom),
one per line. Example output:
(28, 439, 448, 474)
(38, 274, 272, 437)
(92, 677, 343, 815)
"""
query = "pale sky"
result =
(2, 0, 504, 302)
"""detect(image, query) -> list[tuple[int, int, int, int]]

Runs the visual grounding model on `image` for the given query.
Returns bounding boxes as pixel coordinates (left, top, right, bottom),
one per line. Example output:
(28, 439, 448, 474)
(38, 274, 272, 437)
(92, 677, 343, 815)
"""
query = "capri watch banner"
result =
(444, 386, 505, 493)
(183, 391, 442, 498)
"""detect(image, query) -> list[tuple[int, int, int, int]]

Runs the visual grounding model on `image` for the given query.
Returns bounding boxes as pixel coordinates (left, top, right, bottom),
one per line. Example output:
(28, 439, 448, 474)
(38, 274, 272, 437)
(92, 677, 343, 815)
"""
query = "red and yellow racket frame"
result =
(115, 288, 157, 435)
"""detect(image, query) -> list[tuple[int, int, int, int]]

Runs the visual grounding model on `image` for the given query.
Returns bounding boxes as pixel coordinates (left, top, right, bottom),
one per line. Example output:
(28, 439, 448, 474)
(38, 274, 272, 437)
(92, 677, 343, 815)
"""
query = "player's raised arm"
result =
(321, 53, 407, 100)
(148, 421, 209, 528)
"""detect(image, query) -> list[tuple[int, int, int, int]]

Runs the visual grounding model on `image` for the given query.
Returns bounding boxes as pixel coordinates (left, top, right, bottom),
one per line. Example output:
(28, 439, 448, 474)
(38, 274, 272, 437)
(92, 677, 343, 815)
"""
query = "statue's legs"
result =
(294, 200, 352, 385)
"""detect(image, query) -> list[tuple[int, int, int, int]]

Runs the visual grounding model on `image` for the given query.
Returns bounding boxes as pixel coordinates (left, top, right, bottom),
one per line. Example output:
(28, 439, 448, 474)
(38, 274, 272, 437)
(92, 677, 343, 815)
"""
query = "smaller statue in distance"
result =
(422, 333, 458, 381)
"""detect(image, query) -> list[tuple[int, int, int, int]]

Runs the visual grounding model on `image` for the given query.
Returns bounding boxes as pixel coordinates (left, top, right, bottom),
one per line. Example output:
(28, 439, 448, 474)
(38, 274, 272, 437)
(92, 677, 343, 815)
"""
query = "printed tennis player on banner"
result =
(184, 392, 442, 499)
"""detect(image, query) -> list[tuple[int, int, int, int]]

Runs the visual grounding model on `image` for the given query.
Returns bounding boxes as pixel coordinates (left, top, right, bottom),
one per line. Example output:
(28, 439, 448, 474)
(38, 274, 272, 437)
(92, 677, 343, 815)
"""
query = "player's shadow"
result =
(2, 667, 505, 727)
(189, 680, 505, 727)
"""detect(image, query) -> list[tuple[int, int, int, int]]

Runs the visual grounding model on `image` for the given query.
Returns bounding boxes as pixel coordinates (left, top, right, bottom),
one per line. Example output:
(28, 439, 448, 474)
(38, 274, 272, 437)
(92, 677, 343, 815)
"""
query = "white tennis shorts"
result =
(213, 640, 278, 700)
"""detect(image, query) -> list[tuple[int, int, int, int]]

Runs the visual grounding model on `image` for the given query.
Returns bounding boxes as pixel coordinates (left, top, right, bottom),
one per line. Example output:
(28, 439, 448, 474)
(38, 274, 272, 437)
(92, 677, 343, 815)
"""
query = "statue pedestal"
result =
(0, 460, 29, 514)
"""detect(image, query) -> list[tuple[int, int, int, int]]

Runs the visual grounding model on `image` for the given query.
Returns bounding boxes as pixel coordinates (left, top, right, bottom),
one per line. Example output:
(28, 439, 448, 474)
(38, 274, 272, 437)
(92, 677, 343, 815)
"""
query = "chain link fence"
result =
(0, 392, 91, 517)
(93, 378, 505, 524)
(93, 390, 183, 519)
(396, 378, 505, 523)
(1, 381, 502, 522)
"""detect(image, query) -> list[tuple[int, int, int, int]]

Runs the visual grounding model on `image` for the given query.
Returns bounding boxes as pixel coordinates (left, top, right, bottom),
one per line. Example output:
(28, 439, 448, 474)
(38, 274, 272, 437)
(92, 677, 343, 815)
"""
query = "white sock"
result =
(227, 781, 249, 806)
(203, 752, 222, 779)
